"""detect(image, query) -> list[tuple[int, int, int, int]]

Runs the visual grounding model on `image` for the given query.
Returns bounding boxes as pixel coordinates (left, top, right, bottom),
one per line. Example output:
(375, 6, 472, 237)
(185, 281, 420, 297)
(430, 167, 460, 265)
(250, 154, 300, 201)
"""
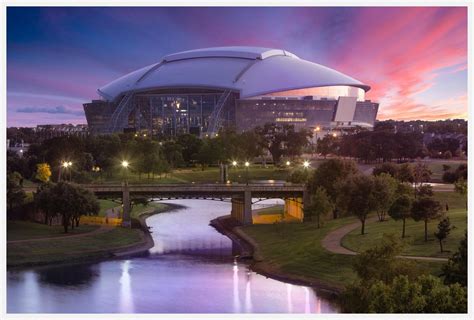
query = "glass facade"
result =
(84, 87, 378, 135)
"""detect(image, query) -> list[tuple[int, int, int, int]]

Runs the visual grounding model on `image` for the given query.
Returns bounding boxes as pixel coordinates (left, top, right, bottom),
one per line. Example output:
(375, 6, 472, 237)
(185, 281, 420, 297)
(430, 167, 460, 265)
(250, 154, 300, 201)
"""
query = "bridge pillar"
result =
(243, 189, 253, 225)
(230, 190, 253, 225)
(122, 182, 131, 228)
(284, 197, 304, 221)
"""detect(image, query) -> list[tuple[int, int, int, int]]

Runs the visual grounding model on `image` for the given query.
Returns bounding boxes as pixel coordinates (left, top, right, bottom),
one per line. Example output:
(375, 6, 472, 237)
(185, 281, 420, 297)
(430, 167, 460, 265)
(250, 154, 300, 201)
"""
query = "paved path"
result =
(8, 225, 113, 244)
(321, 216, 448, 262)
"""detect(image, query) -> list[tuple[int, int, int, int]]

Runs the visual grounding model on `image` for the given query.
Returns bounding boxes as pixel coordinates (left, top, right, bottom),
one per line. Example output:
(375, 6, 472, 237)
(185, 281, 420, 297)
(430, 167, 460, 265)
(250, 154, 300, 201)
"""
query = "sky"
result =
(7, 6, 468, 127)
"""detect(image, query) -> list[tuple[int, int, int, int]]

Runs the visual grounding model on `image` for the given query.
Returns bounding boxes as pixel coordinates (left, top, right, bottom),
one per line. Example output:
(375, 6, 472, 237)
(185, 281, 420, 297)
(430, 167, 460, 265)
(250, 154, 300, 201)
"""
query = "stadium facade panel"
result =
(83, 46, 379, 136)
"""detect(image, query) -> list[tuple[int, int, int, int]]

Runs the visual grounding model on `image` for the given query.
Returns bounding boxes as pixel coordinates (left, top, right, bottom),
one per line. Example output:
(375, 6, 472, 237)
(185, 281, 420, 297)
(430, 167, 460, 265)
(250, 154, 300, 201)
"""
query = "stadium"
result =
(83, 46, 379, 136)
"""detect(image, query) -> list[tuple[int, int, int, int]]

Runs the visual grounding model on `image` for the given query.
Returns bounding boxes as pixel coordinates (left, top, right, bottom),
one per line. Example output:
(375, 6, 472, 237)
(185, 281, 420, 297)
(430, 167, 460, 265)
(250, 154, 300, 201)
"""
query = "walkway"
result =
(321, 216, 448, 262)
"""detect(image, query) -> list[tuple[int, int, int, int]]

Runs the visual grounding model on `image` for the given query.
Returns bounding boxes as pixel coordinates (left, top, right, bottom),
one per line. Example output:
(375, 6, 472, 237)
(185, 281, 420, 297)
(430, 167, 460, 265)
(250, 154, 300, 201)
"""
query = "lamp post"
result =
(303, 160, 310, 172)
(231, 161, 238, 183)
(245, 161, 250, 185)
(286, 160, 291, 181)
(121, 160, 129, 182)
(60, 161, 72, 182)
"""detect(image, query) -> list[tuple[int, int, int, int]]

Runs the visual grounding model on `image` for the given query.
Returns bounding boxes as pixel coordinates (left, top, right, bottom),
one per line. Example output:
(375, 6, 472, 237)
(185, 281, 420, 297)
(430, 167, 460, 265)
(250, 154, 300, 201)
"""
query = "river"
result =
(7, 199, 338, 313)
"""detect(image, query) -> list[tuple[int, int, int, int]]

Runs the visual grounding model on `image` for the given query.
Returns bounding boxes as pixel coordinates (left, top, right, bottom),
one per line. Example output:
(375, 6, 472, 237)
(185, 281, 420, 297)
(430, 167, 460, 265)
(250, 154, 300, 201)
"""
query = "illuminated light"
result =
(286, 161, 291, 166)
(19, 149, 23, 153)
(121, 160, 129, 168)
(68, 161, 72, 166)
(215, 133, 219, 137)
(315, 126, 321, 132)
(332, 132, 337, 137)
(232, 161, 237, 166)
(303, 161, 310, 168)
(245, 161, 250, 167)
(143, 133, 147, 137)
(134, 133, 138, 137)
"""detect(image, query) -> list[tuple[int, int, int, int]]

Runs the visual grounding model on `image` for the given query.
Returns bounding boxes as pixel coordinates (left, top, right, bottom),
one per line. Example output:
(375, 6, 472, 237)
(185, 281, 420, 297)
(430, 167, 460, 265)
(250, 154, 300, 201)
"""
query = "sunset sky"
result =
(7, 6, 467, 127)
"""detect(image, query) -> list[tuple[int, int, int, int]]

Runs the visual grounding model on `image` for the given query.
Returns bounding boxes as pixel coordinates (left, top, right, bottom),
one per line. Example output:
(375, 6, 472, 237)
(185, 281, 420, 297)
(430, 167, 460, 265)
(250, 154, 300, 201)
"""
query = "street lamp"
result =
(122, 160, 129, 181)
(245, 161, 250, 185)
(303, 160, 310, 169)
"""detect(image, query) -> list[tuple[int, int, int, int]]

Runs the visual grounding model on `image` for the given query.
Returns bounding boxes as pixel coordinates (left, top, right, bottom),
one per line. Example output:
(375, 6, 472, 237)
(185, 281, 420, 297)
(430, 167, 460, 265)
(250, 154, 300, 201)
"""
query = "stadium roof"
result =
(98, 46, 370, 101)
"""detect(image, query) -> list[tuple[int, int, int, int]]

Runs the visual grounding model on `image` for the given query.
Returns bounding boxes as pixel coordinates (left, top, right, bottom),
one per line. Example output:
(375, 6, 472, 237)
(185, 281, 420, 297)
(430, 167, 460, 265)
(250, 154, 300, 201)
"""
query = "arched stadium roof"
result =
(98, 46, 370, 101)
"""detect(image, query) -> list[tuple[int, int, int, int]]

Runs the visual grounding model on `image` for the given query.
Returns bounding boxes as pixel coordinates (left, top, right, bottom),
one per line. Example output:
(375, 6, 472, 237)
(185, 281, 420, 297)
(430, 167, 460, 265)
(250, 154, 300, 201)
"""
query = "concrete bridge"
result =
(82, 183, 308, 227)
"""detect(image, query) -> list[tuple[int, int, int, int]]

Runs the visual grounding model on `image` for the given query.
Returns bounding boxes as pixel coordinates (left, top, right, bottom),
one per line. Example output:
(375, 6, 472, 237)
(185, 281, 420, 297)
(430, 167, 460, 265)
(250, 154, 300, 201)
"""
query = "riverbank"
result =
(218, 215, 446, 296)
(7, 203, 180, 269)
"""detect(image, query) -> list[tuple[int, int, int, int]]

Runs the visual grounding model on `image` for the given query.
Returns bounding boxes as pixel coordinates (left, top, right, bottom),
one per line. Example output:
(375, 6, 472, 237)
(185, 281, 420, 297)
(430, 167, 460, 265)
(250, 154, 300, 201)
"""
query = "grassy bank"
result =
(341, 192, 466, 258)
(7, 202, 172, 268)
(7, 221, 99, 241)
(240, 215, 445, 290)
(7, 227, 144, 267)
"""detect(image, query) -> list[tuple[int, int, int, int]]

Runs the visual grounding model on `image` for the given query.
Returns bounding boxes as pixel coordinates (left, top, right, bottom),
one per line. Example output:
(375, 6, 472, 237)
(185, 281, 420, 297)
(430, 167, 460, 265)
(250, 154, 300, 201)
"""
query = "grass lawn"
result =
(7, 227, 144, 267)
(130, 202, 170, 219)
(426, 160, 466, 182)
(98, 199, 119, 216)
(240, 215, 443, 290)
(341, 192, 467, 258)
(7, 221, 99, 241)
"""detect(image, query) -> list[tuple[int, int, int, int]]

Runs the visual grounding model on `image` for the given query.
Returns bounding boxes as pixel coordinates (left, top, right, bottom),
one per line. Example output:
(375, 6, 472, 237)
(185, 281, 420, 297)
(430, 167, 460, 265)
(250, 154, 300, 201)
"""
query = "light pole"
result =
(122, 160, 129, 182)
(60, 161, 72, 182)
(303, 160, 310, 174)
(286, 160, 291, 181)
(231, 161, 238, 183)
(245, 161, 250, 185)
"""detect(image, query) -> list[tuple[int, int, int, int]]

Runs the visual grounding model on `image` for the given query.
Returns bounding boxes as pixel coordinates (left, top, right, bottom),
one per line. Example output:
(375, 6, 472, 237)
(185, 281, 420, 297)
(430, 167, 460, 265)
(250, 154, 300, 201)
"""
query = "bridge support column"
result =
(284, 197, 304, 221)
(231, 190, 253, 225)
(122, 182, 131, 228)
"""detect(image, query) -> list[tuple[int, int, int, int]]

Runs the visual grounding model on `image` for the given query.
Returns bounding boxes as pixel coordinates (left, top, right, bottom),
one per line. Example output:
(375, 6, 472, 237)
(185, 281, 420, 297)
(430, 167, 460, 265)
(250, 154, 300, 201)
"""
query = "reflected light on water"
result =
(119, 260, 133, 313)
(245, 272, 253, 313)
(232, 260, 241, 312)
(287, 283, 293, 313)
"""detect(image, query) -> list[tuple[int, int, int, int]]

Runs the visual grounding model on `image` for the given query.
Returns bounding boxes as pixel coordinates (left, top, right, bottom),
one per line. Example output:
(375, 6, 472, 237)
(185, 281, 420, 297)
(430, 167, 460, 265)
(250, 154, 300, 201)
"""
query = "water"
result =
(7, 200, 338, 313)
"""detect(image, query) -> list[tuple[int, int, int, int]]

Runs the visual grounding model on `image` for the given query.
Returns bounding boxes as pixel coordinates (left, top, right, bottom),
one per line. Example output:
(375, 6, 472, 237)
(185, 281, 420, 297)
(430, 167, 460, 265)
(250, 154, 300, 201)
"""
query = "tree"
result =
(388, 194, 413, 238)
(46, 182, 100, 233)
(434, 218, 451, 252)
(416, 184, 434, 199)
(7, 172, 26, 212)
(287, 168, 310, 184)
(344, 174, 376, 234)
(454, 178, 467, 209)
(316, 135, 339, 158)
(411, 198, 442, 241)
(372, 162, 398, 178)
(35, 182, 55, 225)
(35, 163, 51, 183)
(372, 173, 398, 221)
(442, 232, 467, 287)
(396, 163, 415, 183)
(413, 161, 431, 190)
(308, 159, 359, 218)
(176, 133, 203, 164)
(304, 187, 333, 227)
(254, 123, 311, 164)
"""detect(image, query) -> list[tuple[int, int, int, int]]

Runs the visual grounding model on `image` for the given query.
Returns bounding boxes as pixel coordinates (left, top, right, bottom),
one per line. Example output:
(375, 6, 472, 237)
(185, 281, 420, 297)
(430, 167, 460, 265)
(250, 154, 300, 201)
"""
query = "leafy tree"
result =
(287, 168, 310, 184)
(396, 163, 415, 183)
(411, 197, 442, 241)
(35, 163, 52, 183)
(308, 159, 359, 218)
(454, 178, 467, 209)
(416, 184, 434, 199)
(388, 194, 413, 238)
(46, 182, 99, 233)
(413, 161, 431, 190)
(372, 162, 398, 178)
(442, 232, 467, 287)
(304, 187, 333, 227)
(343, 174, 376, 234)
(35, 182, 55, 225)
(176, 133, 203, 164)
(254, 123, 311, 164)
(7, 172, 26, 212)
(372, 173, 398, 221)
(316, 135, 339, 158)
(434, 218, 451, 252)
(162, 140, 185, 168)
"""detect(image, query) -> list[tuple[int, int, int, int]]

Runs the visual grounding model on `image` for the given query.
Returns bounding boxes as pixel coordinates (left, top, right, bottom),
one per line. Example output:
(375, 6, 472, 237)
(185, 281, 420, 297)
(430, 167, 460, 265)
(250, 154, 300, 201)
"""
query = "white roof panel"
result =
(97, 46, 370, 101)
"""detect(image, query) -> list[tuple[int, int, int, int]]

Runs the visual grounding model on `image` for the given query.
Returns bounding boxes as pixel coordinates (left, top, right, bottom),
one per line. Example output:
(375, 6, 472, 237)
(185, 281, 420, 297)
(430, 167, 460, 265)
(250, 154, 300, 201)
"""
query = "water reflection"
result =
(119, 260, 134, 313)
(7, 199, 338, 313)
(37, 264, 97, 287)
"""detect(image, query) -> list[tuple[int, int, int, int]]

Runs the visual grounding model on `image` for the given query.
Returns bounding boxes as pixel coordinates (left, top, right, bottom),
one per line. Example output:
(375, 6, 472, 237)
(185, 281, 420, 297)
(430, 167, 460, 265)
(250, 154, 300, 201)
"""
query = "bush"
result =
(443, 151, 452, 159)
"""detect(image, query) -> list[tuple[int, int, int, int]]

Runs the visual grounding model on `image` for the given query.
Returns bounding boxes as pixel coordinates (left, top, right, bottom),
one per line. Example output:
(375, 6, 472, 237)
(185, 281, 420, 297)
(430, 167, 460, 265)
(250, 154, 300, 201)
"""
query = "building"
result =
(35, 124, 89, 140)
(84, 46, 378, 136)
